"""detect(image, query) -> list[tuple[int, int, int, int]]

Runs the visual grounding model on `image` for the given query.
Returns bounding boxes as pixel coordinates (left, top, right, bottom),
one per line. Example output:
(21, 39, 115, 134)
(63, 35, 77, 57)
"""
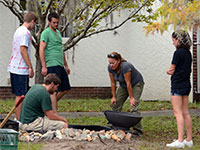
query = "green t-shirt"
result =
(19, 84, 52, 124)
(40, 27, 64, 67)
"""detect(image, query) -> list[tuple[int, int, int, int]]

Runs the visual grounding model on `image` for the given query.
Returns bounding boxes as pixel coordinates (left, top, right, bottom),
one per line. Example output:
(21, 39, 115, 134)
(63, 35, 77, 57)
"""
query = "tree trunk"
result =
(35, 52, 44, 84)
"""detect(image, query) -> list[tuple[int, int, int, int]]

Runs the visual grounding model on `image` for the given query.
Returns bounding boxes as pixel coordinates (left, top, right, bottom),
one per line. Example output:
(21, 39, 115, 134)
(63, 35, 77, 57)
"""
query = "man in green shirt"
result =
(39, 12, 71, 113)
(19, 73, 68, 133)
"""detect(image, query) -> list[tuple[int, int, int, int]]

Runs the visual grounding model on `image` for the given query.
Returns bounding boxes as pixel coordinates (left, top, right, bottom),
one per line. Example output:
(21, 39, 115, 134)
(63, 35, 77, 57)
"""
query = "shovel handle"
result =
(15, 95, 25, 107)
(0, 95, 25, 128)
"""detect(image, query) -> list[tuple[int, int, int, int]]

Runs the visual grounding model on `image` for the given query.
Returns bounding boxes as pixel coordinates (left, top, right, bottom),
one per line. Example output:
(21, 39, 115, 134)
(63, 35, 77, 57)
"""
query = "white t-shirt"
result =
(7, 25, 31, 75)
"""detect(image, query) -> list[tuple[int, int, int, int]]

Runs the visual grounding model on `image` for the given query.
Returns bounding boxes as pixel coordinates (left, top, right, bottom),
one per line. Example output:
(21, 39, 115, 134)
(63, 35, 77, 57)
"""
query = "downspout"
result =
(196, 27, 200, 93)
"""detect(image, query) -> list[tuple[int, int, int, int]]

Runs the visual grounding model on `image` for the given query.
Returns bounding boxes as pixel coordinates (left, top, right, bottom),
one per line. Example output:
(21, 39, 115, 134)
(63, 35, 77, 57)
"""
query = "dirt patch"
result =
(42, 138, 141, 150)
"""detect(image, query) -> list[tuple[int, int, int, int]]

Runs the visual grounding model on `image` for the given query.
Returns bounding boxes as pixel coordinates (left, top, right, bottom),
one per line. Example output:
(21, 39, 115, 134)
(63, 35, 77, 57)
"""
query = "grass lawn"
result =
(1, 98, 200, 113)
(0, 99, 199, 149)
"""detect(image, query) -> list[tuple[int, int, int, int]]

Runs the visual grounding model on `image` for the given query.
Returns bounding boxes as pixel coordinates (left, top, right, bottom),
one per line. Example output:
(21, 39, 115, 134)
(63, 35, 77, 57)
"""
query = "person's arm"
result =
(20, 46, 34, 78)
(167, 64, 176, 75)
(167, 51, 178, 75)
(109, 73, 117, 106)
(39, 41, 48, 76)
(45, 110, 68, 124)
(63, 50, 70, 74)
(124, 71, 136, 106)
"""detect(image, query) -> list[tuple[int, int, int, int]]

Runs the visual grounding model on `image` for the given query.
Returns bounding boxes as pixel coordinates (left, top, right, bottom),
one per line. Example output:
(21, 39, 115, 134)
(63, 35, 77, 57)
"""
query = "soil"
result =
(42, 138, 141, 150)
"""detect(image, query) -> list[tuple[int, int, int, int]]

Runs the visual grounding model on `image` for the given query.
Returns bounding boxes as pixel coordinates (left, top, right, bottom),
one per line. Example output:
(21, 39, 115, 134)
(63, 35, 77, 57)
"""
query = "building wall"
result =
(0, 5, 18, 86)
(0, 6, 179, 101)
(64, 11, 174, 101)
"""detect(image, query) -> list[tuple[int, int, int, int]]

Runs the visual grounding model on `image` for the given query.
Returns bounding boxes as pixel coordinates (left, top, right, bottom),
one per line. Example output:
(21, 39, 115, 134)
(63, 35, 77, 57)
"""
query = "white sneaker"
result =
(184, 139, 193, 147)
(166, 140, 185, 148)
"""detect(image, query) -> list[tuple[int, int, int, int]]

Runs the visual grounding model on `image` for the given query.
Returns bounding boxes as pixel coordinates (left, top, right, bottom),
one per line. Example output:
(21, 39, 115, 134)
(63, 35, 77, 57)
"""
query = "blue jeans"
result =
(171, 88, 191, 96)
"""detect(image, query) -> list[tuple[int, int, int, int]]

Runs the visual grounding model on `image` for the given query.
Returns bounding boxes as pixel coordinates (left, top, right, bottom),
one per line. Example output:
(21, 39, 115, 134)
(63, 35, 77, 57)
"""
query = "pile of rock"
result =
(19, 128, 133, 142)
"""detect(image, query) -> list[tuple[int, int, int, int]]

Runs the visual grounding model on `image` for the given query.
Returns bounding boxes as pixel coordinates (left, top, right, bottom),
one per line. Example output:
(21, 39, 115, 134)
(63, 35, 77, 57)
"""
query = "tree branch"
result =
(62, 1, 97, 43)
(85, 4, 145, 38)
(4, 0, 23, 22)
(13, 0, 24, 12)
(0, 0, 7, 6)
(57, 0, 69, 15)
(63, 0, 150, 51)
(60, 0, 93, 34)
(43, 0, 54, 16)
(91, 1, 104, 18)
(63, 3, 112, 50)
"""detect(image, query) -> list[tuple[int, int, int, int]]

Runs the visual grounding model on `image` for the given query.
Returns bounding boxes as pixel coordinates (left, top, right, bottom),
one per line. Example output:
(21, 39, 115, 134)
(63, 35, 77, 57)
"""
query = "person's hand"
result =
(110, 97, 117, 107)
(129, 97, 136, 107)
(166, 69, 171, 75)
(29, 68, 34, 78)
(63, 120, 69, 128)
(64, 119, 68, 124)
(65, 66, 70, 75)
(41, 66, 48, 76)
(166, 68, 175, 75)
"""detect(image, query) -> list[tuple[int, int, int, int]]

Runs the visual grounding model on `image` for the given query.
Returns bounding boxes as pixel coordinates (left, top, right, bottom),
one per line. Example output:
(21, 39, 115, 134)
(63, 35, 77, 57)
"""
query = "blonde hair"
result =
(24, 12, 38, 23)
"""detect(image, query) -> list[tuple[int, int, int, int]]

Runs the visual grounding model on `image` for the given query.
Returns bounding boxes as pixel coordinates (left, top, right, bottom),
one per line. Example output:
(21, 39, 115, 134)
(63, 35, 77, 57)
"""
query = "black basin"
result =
(68, 124, 111, 131)
(104, 111, 142, 129)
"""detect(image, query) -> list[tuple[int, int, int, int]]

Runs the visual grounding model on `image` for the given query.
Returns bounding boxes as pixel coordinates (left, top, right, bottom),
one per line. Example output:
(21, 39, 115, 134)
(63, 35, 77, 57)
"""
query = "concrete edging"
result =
(0, 109, 199, 120)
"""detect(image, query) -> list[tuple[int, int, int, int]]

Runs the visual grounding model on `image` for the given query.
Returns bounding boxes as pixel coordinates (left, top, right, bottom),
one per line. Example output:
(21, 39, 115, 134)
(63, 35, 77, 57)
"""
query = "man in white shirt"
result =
(7, 12, 38, 120)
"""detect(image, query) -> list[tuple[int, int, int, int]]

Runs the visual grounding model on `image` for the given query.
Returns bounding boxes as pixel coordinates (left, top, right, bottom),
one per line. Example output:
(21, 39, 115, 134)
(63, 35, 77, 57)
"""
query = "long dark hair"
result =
(107, 52, 126, 74)
(172, 30, 192, 50)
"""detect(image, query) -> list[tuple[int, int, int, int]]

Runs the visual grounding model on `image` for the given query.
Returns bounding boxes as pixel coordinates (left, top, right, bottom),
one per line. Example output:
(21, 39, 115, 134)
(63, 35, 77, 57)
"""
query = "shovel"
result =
(0, 95, 25, 128)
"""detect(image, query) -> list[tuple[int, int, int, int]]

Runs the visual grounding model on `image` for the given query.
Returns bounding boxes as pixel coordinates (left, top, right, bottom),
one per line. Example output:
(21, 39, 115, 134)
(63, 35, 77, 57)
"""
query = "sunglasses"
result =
(107, 54, 118, 59)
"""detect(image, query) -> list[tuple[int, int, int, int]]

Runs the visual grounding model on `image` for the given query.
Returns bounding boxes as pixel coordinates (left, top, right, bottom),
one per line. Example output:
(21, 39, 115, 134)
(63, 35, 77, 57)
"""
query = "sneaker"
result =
(166, 140, 185, 148)
(184, 139, 193, 147)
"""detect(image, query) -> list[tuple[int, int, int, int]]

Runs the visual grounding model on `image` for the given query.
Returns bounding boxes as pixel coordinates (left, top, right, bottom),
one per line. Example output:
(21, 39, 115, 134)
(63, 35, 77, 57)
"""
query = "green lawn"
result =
(0, 99, 199, 149)
(1, 98, 200, 114)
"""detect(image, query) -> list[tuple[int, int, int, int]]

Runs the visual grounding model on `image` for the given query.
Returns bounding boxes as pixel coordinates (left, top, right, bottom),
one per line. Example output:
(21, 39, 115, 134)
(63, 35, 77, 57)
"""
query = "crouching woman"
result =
(107, 52, 144, 134)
